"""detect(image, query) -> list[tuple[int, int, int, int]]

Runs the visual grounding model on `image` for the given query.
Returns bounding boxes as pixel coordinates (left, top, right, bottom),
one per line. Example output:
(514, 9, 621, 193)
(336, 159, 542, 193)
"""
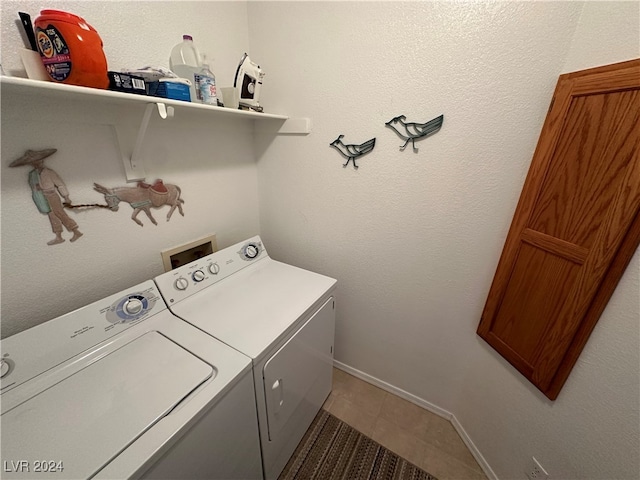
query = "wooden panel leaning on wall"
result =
(477, 58, 640, 400)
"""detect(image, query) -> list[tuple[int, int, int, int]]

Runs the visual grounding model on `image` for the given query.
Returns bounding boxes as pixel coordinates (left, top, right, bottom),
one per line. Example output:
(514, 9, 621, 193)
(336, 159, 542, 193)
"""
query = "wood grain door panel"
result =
(533, 154, 640, 390)
(477, 59, 640, 400)
(491, 244, 581, 365)
(529, 90, 639, 247)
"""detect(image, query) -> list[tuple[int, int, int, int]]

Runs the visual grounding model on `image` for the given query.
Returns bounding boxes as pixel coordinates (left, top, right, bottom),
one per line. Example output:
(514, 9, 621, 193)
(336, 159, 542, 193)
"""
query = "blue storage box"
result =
(147, 80, 191, 102)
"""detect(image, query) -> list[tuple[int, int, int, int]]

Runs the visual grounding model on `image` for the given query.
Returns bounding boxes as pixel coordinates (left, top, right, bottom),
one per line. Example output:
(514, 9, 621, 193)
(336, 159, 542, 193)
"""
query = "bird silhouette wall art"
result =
(330, 135, 376, 169)
(385, 114, 444, 152)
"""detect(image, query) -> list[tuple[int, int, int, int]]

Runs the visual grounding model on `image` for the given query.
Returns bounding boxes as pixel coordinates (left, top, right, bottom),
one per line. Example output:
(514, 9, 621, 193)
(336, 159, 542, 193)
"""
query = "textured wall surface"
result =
(562, 1, 640, 73)
(452, 3, 640, 479)
(1, 1, 639, 479)
(250, 2, 639, 479)
(0, 1, 259, 337)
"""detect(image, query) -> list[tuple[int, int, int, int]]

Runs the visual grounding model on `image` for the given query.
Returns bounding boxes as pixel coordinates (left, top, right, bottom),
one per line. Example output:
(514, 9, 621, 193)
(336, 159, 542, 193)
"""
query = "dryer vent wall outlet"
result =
(526, 457, 549, 480)
(161, 233, 218, 272)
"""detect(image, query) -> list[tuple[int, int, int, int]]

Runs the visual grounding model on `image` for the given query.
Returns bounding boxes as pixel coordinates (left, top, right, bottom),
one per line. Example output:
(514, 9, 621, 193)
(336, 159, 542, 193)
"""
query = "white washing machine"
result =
(0, 280, 262, 480)
(154, 236, 337, 480)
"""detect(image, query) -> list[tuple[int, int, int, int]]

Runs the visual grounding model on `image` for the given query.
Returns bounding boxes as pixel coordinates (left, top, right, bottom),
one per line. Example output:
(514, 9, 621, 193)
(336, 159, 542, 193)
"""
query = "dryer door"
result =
(262, 297, 335, 442)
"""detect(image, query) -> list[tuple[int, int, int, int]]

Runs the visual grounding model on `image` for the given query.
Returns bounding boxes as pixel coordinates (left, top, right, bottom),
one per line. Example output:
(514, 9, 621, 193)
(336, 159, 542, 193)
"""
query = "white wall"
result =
(250, 1, 639, 479)
(454, 3, 640, 479)
(562, 1, 640, 73)
(2, 2, 638, 478)
(0, 1, 259, 337)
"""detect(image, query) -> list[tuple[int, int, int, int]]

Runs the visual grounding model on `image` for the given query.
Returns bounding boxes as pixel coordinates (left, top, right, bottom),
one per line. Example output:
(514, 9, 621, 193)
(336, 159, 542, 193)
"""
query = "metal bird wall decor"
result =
(385, 114, 444, 152)
(330, 135, 376, 169)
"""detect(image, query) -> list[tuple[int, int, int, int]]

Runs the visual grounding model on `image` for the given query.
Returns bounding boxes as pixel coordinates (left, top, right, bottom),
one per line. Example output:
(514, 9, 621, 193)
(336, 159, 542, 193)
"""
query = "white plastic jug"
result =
(169, 35, 201, 102)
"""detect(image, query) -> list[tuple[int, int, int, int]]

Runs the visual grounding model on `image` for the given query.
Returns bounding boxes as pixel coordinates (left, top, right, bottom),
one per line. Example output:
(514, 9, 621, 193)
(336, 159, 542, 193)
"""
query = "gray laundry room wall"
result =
(1, 2, 638, 480)
(249, 2, 640, 480)
(0, 1, 261, 336)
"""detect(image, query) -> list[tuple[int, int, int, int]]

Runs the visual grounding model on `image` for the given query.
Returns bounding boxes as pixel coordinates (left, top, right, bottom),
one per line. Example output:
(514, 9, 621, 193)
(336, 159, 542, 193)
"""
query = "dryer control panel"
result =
(155, 235, 267, 305)
(0, 281, 163, 395)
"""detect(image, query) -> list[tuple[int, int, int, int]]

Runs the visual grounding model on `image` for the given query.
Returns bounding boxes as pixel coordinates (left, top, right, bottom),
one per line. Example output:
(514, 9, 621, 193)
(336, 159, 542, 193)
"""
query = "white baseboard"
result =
(333, 360, 452, 419)
(333, 360, 498, 480)
(449, 412, 498, 480)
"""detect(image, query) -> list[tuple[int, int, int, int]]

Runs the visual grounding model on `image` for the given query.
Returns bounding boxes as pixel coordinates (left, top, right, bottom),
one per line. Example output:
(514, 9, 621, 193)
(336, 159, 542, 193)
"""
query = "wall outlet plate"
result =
(526, 457, 549, 480)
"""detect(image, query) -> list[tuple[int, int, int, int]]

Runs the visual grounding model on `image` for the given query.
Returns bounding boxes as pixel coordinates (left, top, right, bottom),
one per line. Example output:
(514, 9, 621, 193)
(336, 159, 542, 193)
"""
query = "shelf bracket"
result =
(254, 117, 312, 135)
(278, 117, 311, 135)
(112, 102, 175, 182)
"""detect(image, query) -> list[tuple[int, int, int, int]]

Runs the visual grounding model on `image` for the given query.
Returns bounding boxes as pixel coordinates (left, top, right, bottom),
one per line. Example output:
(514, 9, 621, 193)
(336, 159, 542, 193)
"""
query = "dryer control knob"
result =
(244, 244, 259, 259)
(0, 359, 10, 378)
(208, 263, 220, 275)
(123, 297, 144, 316)
(192, 270, 205, 282)
(174, 277, 189, 291)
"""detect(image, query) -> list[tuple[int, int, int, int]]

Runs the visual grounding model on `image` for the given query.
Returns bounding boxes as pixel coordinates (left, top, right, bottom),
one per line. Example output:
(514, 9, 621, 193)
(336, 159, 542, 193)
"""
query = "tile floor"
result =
(322, 368, 488, 480)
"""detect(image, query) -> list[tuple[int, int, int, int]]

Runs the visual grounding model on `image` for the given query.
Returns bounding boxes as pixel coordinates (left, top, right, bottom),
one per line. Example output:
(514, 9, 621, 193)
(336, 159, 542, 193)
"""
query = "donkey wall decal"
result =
(93, 180, 184, 226)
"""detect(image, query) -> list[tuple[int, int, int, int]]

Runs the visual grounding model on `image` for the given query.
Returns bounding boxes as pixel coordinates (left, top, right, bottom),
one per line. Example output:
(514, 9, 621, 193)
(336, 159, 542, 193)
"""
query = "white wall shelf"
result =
(0, 76, 311, 181)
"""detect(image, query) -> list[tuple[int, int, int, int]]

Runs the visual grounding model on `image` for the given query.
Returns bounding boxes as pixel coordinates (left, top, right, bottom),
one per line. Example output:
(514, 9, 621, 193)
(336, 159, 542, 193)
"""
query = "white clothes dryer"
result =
(154, 236, 337, 480)
(0, 280, 262, 480)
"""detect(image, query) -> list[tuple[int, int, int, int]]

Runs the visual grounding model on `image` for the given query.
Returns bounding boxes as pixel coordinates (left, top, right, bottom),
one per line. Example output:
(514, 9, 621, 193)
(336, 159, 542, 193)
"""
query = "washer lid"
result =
(1, 331, 213, 479)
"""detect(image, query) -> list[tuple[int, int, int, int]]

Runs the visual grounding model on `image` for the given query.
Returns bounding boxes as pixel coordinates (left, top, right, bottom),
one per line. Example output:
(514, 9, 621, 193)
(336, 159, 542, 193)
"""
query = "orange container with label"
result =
(34, 10, 109, 89)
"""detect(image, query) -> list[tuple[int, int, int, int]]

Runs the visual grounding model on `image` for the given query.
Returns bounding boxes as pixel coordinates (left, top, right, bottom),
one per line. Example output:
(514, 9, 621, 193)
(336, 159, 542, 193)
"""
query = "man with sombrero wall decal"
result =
(10, 148, 83, 246)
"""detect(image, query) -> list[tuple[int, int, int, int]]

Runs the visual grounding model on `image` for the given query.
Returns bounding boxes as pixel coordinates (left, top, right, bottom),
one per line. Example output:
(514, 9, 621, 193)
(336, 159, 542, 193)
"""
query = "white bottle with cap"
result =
(169, 35, 202, 102)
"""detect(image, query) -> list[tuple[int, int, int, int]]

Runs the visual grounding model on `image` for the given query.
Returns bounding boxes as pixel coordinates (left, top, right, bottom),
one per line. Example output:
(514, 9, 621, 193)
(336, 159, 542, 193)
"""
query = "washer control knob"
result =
(244, 244, 259, 259)
(174, 277, 189, 291)
(208, 263, 220, 275)
(123, 297, 144, 315)
(192, 270, 205, 282)
(0, 359, 10, 378)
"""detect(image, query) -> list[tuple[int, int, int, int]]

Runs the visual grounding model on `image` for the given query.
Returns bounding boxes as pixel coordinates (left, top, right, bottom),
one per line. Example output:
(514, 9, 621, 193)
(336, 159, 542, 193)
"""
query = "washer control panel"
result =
(1, 281, 163, 395)
(155, 236, 267, 305)
(105, 291, 157, 324)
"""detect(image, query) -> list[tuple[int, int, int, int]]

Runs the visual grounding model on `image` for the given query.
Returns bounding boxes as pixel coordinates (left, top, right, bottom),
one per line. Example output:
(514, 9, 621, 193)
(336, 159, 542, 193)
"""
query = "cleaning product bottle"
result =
(196, 55, 218, 106)
(34, 9, 109, 89)
(169, 35, 201, 102)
